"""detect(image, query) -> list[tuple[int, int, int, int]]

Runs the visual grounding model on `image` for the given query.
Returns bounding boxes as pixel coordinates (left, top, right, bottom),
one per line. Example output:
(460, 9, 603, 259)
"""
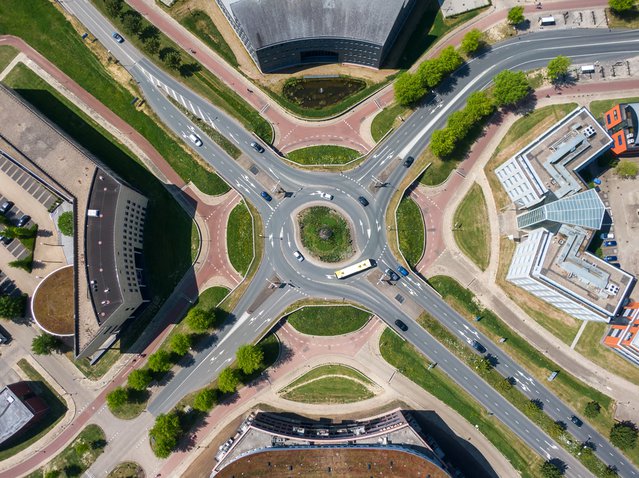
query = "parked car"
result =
(603, 255, 618, 262)
(600, 232, 614, 240)
(112, 32, 124, 43)
(0, 201, 13, 215)
(0, 326, 10, 344)
(603, 240, 617, 247)
(260, 191, 272, 202)
(358, 196, 369, 207)
(397, 265, 409, 276)
(250, 141, 265, 153)
(395, 319, 408, 332)
(570, 415, 583, 427)
(320, 192, 333, 200)
(188, 133, 203, 147)
(385, 268, 399, 281)
(471, 340, 486, 353)
(293, 250, 304, 262)
(16, 215, 30, 227)
(610, 263, 621, 269)
(403, 156, 414, 168)
(0, 234, 13, 246)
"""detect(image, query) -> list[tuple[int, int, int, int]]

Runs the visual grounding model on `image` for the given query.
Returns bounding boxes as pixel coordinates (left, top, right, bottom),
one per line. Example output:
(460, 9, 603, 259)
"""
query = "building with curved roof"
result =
(216, 0, 417, 72)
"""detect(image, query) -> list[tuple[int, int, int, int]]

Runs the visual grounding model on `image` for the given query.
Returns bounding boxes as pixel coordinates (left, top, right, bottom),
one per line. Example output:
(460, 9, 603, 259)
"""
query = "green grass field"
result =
(371, 103, 410, 142)
(227, 201, 254, 276)
(590, 96, 639, 120)
(0, 45, 18, 71)
(453, 183, 490, 270)
(285, 364, 374, 389)
(286, 305, 370, 336)
(396, 196, 425, 267)
(178, 10, 238, 67)
(286, 145, 361, 166)
(299, 206, 353, 262)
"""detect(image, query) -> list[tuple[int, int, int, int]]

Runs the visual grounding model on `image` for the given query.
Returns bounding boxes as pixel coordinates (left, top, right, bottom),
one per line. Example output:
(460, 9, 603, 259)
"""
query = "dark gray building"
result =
(216, 0, 417, 72)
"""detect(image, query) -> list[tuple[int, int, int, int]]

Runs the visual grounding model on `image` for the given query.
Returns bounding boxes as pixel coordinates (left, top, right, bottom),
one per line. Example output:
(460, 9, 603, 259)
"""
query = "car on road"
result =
(250, 141, 265, 153)
(604, 255, 618, 262)
(293, 250, 304, 262)
(385, 268, 400, 281)
(112, 32, 124, 43)
(403, 156, 414, 168)
(0, 201, 13, 215)
(358, 196, 369, 207)
(570, 415, 583, 427)
(471, 340, 486, 353)
(397, 265, 409, 276)
(188, 133, 203, 147)
(603, 240, 617, 247)
(16, 215, 30, 227)
(395, 319, 408, 331)
(260, 191, 272, 202)
(320, 192, 333, 200)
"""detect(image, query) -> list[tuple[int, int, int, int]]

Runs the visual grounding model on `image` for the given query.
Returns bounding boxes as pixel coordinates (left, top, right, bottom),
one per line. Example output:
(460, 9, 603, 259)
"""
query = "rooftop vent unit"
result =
(583, 125, 596, 138)
(572, 124, 583, 131)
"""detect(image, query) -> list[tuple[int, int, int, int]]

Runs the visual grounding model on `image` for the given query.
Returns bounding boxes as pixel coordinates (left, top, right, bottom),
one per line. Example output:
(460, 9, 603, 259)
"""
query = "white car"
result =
(293, 250, 304, 262)
(320, 192, 333, 200)
(188, 133, 203, 147)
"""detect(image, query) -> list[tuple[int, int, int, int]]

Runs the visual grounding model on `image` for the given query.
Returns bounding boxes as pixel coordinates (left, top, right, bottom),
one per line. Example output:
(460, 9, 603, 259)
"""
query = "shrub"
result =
(193, 388, 218, 412)
(217, 367, 239, 394)
(31, 334, 61, 355)
(236, 344, 264, 375)
(584, 401, 601, 418)
(610, 421, 638, 450)
(616, 160, 638, 178)
(127, 369, 153, 391)
(0, 294, 26, 319)
(609, 0, 635, 13)
(57, 211, 74, 236)
(539, 460, 563, 478)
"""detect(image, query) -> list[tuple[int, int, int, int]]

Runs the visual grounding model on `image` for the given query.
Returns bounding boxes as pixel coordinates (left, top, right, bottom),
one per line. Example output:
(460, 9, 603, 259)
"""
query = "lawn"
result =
(286, 145, 361, 166)
(0, 0, 232, 196)
(590, 96, 639, 120)
(281, 376, 374, 404)
(453, 183, 490, 270)
(396, 195, 425, 267)
(371, 103, 410, 142)
(227, 201, 254, 276)
(286, 305, 370, 336)
(195, 286, 230, 312)
(379, 329, 542, 478)
(26, 424, 106, 478)
(178, 10, 238, 68)
(107, 389, 150, 420)
(284, 364, 374, 388)
(607, 8, 639, 29)
(418, 145, 461, 186)
(427, 276, 621, 448)
(0, 360, 68, 461)
(299, 206, 353, 262)
(0, 45, 18, 71)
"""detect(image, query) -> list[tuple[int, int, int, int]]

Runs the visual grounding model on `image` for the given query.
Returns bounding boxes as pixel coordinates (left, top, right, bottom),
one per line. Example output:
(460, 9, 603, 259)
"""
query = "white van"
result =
(539, 16, 556, 26)
(188, 133, 203, 147)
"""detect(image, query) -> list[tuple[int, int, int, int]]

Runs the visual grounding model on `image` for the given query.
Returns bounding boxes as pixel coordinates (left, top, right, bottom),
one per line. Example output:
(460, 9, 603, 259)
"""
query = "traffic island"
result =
(298, 206, 354, 263)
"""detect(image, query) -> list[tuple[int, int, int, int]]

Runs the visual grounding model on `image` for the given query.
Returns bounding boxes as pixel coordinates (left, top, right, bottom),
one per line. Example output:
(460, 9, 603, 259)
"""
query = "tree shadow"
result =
(179, 62, 202, 78)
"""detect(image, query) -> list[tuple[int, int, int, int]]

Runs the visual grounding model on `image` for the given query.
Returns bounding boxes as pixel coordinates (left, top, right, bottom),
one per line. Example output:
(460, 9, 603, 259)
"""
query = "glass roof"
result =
(517, 188, 605, 230)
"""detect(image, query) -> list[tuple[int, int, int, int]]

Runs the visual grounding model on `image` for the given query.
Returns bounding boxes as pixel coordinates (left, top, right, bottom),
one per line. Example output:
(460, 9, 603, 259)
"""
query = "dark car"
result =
(603, 240, 617, 247)
(0, 234, 13, 246)
(112, 32, 124, 43)
(397, 265, 409, 277)
(16, 215, 30, 227)
(403, 156, 415, 168)
(0, 201, 13, 215)
(358, 196, 369, 207)
(260, 191, 272, 202)
(385, 268, 400, 281)
(251, 141, 265, 153)
(570, 415, 583, 427)
(610, 262, 621, 269)
(603, 255, 618, 262)
(395, 319, 408, 332)
(471, 340, 486, 353)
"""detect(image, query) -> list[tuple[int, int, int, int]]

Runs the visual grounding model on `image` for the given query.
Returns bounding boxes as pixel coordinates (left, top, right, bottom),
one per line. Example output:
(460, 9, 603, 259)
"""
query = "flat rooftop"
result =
(538, 226, 633, 316)
(0, 386, 33, 445)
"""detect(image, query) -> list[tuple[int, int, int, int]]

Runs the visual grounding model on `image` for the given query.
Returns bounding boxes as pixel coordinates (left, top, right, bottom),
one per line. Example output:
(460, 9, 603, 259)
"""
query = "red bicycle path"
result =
(412, 78, 639, 272)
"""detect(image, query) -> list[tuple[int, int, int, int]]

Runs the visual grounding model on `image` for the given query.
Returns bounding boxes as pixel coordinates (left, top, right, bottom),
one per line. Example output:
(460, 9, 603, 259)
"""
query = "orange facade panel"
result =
(605, 105, 623, 129)
(611, 130, 628, 155)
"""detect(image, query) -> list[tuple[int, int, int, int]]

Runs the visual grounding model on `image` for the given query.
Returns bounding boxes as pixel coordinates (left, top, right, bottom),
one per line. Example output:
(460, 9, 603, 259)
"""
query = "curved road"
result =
(58, 1, 639, 476)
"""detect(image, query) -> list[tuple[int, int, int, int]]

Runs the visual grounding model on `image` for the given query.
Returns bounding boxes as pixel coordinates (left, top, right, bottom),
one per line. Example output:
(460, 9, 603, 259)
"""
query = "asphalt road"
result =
(59, 1, 639, 475)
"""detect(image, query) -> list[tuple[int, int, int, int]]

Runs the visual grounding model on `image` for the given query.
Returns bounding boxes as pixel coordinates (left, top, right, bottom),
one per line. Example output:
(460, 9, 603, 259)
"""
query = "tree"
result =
(148, 350, 173, 373)
(465, 91, 495, 120)
(460, 29, 483, 56)
(218, 367, 239, 394)
(193, 388, 218, 412)
(497, 377, 514, 393)
(143, 36, 161, 56)
(547, 55, 572, 82)
(1, 225, 36, 239)
(602, 466, 619, 478)
(127, 369, 153, 391)
(507, 6, 525, 25)
(161, 49, 182, 70)
(121, 11, 142, 36)
(609, 0, 636, 14)
(0, 294, 26, 319)
(236, 344, 264, 375)
(548, 421, 566, 439)
(394, 72, 427, 106)
(430, 128, 456, 158)
(106, 387, 129, 410)
(616, 160, 639, 178)
(150, 412, 182, 458)
(438, 46, 463, 74)
(493, 70, 530, 107)
(584, 401, 601, 418)
(539, 461, 563, 478)
(417, 59, 444, 88)
(57, 211, 74, 237)
(170, 333, 192, 356)
(105, 0, 123, 17)
(610, 421, 638, 450)
(447, 110, 473, 138)
(471, 356, 493, 375)
(31, 334, 61, 355)
(525, 399, 542, 416)
(185, 308, 215, 332)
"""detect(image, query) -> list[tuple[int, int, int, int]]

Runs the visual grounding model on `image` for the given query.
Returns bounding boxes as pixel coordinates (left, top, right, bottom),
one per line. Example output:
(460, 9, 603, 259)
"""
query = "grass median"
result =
(286, 305, 370, 336)
(453, 183, 490, 270)
(286, 145, 361, 166)
(371, 103, 410, 142)
(396, 195, 425, 268)
(227, 200, 253, 277)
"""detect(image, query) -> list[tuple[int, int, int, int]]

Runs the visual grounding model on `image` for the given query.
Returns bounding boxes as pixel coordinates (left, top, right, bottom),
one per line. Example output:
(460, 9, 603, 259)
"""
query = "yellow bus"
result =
(335, 259, 375, 279)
